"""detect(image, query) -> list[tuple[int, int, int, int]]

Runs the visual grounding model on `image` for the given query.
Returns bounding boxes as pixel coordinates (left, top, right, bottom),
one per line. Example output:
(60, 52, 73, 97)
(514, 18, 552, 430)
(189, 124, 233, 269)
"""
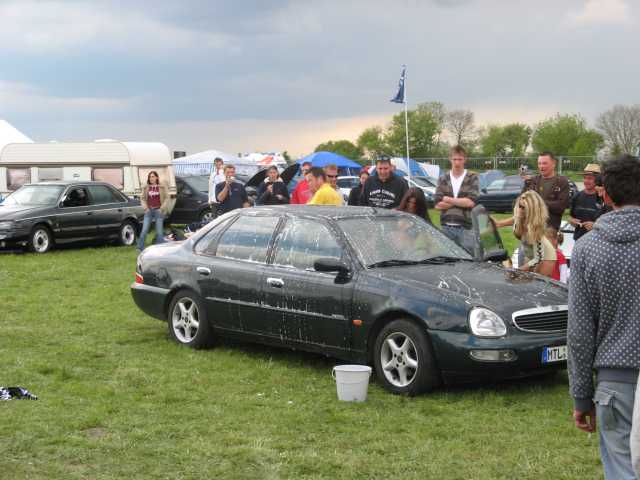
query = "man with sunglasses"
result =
(323, 164, 344, 204)
(290, 161, 313, 204)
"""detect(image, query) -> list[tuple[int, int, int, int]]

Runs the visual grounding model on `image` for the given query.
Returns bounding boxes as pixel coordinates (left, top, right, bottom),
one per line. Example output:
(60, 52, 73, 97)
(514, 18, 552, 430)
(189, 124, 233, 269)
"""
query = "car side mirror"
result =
(481, 187, 487, 194)
(314, 258, 351, 279)
(483, 249, 509, 263)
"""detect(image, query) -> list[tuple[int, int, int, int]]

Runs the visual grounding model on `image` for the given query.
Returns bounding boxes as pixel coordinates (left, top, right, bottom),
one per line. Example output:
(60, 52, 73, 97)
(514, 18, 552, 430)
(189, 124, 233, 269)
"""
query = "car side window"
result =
(194, 217, 234, 255)
(216, 215, 280, 263)
(87, 185, 120, 204)
(273, 218, 343, 271)
(62, 187, 90, 207)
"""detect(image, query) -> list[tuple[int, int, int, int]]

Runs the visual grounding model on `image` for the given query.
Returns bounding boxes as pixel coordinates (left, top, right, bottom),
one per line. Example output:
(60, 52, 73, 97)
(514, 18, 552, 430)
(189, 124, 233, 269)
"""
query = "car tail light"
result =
(135, 273, 144, 284)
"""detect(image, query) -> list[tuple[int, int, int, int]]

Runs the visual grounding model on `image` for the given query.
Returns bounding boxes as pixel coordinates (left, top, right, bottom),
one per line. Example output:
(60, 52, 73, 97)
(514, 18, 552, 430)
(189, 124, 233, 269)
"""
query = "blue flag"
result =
(390, 66, 406, 104)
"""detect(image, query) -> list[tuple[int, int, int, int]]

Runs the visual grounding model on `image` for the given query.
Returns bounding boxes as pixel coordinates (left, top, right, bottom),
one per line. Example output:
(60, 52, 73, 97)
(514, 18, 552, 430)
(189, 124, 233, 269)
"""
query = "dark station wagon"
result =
(131, 206, 568, 395)
(0, 181, 144, 253)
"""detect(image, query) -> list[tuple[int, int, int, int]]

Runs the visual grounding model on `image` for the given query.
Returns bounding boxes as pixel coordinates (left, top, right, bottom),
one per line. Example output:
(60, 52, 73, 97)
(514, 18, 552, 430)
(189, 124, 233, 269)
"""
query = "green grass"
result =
(0, 236, 601, 479)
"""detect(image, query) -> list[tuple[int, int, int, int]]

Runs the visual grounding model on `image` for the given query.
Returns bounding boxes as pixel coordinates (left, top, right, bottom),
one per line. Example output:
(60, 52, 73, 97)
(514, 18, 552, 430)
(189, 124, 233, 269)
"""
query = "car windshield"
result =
(184, 175, 209, 193)
(411, 176, 436, 188)
(339, 215, 472, 267)
(2, 185, 65, 206)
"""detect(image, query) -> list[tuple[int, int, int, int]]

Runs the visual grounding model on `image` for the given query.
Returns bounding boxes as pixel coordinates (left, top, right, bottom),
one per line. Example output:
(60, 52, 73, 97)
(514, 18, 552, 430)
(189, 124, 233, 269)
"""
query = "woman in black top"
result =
(348, 170, 369, 206)
(397, 187, 433, 225)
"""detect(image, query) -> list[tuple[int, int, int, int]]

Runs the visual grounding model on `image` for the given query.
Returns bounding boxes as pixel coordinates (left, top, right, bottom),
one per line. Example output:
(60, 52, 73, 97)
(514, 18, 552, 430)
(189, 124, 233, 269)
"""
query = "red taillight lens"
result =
(135, 273, 144, 284)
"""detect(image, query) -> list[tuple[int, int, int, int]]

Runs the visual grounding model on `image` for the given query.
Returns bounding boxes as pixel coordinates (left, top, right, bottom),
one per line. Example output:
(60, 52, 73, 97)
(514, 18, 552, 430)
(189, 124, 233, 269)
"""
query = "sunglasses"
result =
(326, 175, 338, 178)
(519, 204, 525, 210)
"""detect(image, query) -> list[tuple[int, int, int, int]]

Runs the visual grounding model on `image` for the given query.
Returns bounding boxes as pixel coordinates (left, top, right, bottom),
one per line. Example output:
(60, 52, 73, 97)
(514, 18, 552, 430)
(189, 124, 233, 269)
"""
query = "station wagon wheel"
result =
(118, 221, 137, 246)
(167, 290, 214, 349)
(199, 208, 215, 224)
(373, 319, 440, 395)
(28, 226, 53, 254)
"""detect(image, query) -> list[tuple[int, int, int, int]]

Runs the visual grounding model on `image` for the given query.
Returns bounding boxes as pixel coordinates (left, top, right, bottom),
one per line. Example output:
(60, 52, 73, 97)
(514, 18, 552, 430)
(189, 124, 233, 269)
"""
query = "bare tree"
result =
(445, 109, 475, 146)
(596, 105, 640, 155)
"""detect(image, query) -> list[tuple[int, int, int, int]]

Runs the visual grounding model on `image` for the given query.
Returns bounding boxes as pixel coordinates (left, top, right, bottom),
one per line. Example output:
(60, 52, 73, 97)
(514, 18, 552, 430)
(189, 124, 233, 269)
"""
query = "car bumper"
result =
(0, 230, 30, 249)
(130, 282, 171, 321)
(429, 330, 567, 384)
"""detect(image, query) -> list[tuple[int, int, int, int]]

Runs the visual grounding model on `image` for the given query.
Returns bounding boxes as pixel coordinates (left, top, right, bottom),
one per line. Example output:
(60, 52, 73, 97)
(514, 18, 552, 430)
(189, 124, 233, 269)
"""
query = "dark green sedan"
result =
(131, 206, 568, 395)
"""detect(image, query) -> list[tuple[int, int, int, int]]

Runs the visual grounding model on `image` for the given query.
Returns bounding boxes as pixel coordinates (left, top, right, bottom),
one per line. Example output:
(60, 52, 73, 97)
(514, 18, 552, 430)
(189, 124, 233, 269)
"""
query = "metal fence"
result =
(411, 156, 597, 174)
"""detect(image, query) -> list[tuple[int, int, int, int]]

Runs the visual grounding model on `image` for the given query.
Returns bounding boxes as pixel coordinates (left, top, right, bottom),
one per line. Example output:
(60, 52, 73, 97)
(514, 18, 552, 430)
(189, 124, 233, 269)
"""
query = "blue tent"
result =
(297, 151, 362, 169)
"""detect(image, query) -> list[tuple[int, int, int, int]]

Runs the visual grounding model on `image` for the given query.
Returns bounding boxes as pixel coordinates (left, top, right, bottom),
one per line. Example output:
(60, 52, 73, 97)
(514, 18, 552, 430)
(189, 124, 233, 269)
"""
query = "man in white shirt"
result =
(434, 145, 479, 249)
(208, 157, 226, 215)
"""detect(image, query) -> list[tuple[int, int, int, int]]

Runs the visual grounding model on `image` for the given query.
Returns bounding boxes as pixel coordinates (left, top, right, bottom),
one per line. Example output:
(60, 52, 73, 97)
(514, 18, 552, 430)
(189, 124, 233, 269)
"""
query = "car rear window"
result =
(216, 215, 280, 263)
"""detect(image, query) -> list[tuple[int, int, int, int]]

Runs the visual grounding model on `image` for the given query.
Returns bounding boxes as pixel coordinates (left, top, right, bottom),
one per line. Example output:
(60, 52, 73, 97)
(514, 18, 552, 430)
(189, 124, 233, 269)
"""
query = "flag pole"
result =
(403, 71, 410, 182)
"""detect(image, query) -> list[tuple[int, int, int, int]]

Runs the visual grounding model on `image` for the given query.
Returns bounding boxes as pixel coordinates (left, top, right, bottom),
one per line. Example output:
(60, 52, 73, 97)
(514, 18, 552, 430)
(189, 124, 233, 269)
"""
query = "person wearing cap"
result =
(569, 163, 604, 241)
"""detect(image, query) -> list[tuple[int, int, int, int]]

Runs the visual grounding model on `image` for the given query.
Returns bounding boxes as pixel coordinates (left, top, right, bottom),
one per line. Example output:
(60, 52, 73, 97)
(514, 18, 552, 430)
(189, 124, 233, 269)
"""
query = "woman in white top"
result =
(513, 190, 557, 278)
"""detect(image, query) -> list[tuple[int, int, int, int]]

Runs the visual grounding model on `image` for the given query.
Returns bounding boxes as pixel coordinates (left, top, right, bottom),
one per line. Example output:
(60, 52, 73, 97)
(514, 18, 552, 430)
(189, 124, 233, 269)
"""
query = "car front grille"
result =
(511, 306, 568, 334)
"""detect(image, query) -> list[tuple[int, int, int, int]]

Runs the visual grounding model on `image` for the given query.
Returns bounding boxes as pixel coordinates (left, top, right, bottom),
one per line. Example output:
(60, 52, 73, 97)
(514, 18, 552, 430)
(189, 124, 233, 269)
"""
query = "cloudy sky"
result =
(1, 0, 638, 156)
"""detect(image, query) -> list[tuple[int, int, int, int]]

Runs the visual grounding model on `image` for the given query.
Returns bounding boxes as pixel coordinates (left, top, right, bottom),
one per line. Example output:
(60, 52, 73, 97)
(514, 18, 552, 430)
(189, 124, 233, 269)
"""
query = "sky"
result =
(1, 0, 638, 157)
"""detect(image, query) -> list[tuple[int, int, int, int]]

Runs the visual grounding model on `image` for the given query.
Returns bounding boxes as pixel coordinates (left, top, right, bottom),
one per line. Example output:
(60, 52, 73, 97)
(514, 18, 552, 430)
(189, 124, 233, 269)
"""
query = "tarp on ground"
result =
(297, 151, 362, 169)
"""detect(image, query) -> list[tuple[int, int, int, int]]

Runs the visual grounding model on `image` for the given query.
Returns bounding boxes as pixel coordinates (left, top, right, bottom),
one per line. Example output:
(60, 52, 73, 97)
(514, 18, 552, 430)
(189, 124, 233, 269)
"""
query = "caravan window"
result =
(39, 167, 63, 181)
(7, 168, 31, 191)
(92, 168, 124, 189)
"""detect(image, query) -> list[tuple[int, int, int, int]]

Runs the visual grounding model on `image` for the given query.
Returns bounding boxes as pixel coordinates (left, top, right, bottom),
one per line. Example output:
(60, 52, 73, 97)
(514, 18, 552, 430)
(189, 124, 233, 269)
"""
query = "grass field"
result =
(0, 217, 602, 479)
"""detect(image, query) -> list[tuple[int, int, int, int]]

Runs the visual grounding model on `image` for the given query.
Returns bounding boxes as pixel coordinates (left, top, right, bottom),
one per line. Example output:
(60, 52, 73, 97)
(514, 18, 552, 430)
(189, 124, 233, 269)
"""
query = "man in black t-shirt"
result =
(215, 165, 250, 214)
(569, 164, 603, 241)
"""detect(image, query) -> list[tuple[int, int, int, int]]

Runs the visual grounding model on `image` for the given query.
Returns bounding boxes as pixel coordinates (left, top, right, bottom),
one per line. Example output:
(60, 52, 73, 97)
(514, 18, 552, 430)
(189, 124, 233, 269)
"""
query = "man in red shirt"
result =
(290, 161, 313, 204)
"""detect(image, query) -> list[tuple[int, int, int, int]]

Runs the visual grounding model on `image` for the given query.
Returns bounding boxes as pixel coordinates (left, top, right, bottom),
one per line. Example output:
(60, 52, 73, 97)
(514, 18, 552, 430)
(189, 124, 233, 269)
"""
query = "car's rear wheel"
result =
(28, 225, 53, 254)
(167, 290, 214, 349)
(118, 221, 137, 246)
(373, 319, 440, 395)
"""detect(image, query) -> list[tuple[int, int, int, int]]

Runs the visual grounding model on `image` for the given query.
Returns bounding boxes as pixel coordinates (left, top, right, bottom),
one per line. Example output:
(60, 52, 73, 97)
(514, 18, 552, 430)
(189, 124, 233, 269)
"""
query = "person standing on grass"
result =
(348, 169, 369, 206)
(256, 166, 289, 205)
(290, 161, 313, 204)
(494, 152, 570, 231)
(362, 157, 408, 209)
(568, 155, 640, 480)
(215, 164, 250, 214)
(208, 157, 226, 215)
(137, 171, 171, 251)
(569, 164, 603, 241)
(512, 190, 556, 278)
(306, 167, 343, 206)
(433, 145, 479, 249)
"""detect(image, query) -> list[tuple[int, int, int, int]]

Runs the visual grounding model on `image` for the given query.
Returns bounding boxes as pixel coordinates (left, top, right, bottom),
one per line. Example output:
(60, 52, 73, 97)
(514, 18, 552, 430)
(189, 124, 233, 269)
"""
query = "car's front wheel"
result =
(167, 290, 214, 349)
(118, 221, 137, 246)
(28, 225, 53, 253)
(373, 319, 440, 395)
(199, 208, 215, 224)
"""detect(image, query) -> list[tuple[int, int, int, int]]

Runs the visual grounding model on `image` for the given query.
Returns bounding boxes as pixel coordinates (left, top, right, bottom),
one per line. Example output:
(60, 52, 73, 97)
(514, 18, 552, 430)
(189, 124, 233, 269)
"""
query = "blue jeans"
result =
(137, 208, 165, 250)
(594, 381, 637, 480)
(441, 224, 476, 253)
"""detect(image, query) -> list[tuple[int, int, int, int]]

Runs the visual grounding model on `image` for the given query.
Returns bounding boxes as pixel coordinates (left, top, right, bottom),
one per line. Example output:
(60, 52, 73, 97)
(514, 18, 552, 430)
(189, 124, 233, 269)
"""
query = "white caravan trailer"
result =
(0, 141, 177, 205)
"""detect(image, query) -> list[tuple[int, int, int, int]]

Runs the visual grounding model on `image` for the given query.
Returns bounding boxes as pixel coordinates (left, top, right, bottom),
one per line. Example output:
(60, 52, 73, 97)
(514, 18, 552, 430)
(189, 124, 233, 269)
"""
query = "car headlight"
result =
(0, 221, 15, 230)
(469, 307, 507, 337)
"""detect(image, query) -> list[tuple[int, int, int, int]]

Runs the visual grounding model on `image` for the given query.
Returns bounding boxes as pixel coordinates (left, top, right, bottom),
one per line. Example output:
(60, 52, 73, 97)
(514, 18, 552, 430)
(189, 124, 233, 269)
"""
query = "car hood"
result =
(370, 261, 567, 316)
(0, 203, 51, 221)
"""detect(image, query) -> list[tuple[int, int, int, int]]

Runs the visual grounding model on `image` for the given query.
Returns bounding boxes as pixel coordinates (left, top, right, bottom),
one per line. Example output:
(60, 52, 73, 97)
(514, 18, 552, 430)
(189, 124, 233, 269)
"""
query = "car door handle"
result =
(266, 277, 284, 288)
(196, 266, 211, 276)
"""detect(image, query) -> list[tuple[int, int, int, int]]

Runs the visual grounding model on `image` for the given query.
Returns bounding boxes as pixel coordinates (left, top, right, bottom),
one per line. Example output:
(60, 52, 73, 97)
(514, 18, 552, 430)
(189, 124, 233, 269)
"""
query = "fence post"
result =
(558, 155, 563, 175)
(493, 156, 497, 170)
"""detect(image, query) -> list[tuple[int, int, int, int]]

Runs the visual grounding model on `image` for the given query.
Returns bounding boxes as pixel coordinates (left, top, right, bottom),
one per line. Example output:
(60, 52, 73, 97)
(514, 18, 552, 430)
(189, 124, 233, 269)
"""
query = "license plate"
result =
(542, 345, 567, 363)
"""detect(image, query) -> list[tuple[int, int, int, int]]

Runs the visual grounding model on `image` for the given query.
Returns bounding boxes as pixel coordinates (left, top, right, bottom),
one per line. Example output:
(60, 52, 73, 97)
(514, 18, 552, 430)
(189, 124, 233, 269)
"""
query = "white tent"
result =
(0, 120, 33, 152)
(172, 149, 238, 176)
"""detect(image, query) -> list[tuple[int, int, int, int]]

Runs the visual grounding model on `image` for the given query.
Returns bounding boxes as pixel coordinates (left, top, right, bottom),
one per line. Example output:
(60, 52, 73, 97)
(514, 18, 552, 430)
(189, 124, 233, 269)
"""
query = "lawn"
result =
(0, 222, 601, 479)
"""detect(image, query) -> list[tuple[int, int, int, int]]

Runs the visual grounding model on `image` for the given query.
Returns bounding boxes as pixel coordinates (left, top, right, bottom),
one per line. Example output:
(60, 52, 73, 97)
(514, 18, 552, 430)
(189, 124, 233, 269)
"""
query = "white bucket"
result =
(332, 365, 372, 402)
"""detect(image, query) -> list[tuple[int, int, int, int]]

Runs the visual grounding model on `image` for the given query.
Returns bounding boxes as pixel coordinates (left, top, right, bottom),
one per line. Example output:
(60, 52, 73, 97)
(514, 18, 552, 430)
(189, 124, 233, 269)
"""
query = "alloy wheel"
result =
(379, 332, 419, 387)
(171, 297, 200, 343)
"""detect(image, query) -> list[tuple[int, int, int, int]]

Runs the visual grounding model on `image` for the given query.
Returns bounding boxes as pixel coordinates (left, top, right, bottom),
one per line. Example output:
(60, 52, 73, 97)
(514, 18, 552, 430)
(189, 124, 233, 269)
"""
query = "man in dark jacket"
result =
(256, 166, 289, 205)
(522, 152, 570, 230)
(568, 155, 640, 480)
(362, 158, 407, 209)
